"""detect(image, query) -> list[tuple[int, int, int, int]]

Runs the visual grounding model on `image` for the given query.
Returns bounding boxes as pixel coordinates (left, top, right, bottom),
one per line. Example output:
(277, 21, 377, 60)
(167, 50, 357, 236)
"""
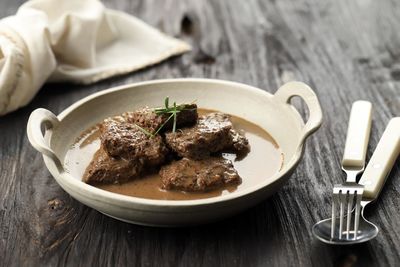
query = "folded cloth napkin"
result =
(0, 0, 190, 115)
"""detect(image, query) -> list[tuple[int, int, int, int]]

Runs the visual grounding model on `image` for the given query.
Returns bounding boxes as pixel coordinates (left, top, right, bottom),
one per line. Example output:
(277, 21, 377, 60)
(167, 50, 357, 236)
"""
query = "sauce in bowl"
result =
(65, 109, 283, 200)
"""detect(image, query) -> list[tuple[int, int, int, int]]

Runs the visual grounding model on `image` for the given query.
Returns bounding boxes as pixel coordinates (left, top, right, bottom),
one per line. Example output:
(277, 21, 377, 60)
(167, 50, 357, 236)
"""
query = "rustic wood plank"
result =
(0, 0, 399, 266)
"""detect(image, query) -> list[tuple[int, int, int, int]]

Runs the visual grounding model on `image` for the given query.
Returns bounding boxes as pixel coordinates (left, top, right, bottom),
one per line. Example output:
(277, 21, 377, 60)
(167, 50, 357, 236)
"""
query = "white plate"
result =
(27, 78, 322, 226)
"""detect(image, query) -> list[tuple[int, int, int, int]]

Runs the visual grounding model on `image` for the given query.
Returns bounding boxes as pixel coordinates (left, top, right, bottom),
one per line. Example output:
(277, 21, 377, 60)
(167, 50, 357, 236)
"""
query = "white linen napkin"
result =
(0, 0, 190, 115)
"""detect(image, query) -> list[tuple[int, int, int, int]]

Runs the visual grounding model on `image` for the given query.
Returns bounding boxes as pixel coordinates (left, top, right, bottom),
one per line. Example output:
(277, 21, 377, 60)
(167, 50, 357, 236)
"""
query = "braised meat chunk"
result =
(165, 112, 249, 159)
(229, 128, 250, 155)
(100, 119, 168, 166)
(124, 104, 198, 133)
(160, 157, 241, 192)
(83, 148, 142, 184)
(165, 112, 232, 159)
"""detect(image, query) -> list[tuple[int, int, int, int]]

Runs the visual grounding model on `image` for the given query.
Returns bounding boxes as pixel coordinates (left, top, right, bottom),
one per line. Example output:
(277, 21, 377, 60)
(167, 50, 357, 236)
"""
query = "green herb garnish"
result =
(154, 96, 195, 133)
(137, 97, 195, 138)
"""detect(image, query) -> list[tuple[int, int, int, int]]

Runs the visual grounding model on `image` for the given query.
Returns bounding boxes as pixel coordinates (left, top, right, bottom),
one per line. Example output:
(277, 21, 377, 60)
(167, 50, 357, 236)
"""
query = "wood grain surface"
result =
(0, 0, 399, 266)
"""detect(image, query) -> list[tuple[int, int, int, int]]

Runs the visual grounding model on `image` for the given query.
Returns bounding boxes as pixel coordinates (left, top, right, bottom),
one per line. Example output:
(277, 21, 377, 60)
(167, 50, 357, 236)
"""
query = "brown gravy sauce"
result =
(64, 109, 283, 200)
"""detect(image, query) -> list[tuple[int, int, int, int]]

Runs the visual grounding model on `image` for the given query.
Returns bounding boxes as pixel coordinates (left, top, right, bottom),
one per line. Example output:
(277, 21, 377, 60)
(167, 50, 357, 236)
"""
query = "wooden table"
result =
(1, 0, 399, 266)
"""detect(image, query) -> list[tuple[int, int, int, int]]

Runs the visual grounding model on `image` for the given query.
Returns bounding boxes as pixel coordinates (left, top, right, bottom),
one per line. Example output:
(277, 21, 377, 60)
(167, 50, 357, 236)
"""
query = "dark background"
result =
(0, 0, 399, 266)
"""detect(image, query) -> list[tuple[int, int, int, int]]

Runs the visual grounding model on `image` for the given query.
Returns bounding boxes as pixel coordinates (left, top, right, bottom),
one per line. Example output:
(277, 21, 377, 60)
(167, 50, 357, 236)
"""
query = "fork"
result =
(331, 101, 373, 239)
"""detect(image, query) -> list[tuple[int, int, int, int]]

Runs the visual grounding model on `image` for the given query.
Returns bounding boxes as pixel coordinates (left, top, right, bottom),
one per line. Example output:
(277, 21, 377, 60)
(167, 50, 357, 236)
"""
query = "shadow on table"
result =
(34, 178, 390, 266)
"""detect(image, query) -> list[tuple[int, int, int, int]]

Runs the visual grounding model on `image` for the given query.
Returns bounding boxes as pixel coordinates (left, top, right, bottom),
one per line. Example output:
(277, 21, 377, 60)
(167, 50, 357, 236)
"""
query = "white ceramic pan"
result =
(27, 78, 323, 226)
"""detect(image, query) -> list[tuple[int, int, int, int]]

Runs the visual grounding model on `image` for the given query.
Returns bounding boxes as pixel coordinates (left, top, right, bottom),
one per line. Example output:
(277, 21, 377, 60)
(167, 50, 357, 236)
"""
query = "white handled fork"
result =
(331, 101, 373, 239)
(314, 117, 399, 244)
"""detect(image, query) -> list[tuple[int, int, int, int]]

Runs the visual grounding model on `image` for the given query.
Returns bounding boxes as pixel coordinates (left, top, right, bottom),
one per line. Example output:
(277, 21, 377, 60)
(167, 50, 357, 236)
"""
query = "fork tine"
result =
(331, 192, 338, 238)
(339, 190, 345, 239)
(354, 191, 363, 239)
(346, 190, 354, 239)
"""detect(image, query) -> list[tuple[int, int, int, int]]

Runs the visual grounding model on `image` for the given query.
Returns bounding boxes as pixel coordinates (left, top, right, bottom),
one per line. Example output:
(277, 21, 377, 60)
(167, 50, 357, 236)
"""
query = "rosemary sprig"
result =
(154, 97, 188, 115)
(154, 96, 193, 134)
(136, 97, 195, 138)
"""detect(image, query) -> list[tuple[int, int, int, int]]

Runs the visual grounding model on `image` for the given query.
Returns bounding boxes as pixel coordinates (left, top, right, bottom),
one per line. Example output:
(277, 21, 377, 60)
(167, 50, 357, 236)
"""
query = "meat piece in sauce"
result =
(159, 157, 241, 192)
(83, 148, 142, 184)
(165, 112, 250, 159)
(100, 119, 168, 166)
(229, 128, 250, 156)
(124, 104, 198, 133)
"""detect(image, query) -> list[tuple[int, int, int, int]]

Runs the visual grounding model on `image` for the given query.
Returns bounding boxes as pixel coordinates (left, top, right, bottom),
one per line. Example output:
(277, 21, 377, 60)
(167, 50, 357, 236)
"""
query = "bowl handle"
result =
(274, 81, 323, 144)
(27, 108, 63, 172)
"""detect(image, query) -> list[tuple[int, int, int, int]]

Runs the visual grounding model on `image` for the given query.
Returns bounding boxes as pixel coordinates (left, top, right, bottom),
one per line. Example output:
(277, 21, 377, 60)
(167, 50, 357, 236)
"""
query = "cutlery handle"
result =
(359, 118, 400, 199)
(342, 101, 373, 168)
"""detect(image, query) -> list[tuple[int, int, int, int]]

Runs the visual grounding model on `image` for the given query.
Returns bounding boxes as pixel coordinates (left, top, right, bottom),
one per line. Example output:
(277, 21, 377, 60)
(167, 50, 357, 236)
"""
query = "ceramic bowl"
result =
(27, 78, 322, 226)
